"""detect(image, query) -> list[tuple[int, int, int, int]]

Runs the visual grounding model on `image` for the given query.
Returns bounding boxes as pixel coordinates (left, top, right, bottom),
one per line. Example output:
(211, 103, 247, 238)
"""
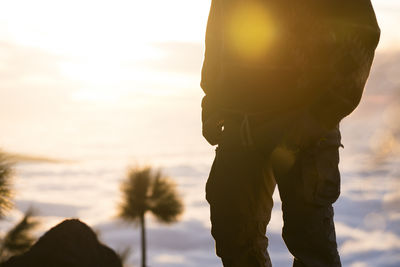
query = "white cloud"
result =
(155, 254, 185, 264)
(337, 222, 400, 256)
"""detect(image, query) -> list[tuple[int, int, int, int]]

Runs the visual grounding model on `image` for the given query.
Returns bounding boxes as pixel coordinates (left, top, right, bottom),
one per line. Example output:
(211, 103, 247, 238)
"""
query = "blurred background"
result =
(0, 0, 399, 266)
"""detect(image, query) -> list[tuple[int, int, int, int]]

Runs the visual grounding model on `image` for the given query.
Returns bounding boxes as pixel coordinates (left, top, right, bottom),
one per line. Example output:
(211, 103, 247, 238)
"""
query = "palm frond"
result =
(118, 166, 152, 222)
(0, 208, 39, 260)
(149, 175, 183, 223)
(0, 152, 13, 218)
(118, 166, 184, 223)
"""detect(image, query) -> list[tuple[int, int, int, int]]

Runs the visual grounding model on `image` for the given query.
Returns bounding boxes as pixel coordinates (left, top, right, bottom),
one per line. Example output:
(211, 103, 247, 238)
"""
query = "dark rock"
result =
(2, 219, 122, 267)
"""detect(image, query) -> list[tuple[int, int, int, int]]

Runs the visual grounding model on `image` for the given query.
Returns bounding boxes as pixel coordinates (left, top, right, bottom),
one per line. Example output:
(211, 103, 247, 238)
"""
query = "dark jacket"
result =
(201, 0, 380, 146)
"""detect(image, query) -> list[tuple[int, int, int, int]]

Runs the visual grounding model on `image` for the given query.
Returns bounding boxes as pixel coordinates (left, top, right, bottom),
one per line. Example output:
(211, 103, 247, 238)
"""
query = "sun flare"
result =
(227, 2, 276, 61)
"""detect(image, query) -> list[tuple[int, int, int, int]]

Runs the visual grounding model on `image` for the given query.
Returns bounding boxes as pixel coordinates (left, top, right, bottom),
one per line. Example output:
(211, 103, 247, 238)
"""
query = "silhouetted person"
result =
(201, 1, 380, 266)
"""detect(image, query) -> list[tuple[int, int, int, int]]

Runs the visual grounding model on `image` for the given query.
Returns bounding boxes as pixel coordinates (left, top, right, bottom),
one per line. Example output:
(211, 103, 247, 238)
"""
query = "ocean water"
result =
(1, 52, 400, 267)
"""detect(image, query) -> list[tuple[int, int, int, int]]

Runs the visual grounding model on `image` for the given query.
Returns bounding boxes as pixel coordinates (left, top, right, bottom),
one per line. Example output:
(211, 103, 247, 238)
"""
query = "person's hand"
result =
(202, 113, 224, 146)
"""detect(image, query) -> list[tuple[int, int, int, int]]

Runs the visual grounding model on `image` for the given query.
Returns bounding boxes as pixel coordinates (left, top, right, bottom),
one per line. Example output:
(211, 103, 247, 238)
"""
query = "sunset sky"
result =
(0, 0, 208, 103)
(0, 0, 397, 157)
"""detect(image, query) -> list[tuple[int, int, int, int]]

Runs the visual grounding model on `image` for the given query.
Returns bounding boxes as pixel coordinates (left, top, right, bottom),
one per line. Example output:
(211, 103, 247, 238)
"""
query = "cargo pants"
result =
(206, 118, 342, 267)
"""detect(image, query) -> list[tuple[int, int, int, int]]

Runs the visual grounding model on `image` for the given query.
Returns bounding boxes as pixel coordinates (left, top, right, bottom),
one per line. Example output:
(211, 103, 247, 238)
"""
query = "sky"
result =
(0, 0, 399, 157)
(0, 1, 398, 118)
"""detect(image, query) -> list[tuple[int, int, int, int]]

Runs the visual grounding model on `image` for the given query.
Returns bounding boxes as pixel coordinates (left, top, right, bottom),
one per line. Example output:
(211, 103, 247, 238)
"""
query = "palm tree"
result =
(0, 151, 40, 262)
(0, 151, 13, 218)
(118, 166, 184, 267)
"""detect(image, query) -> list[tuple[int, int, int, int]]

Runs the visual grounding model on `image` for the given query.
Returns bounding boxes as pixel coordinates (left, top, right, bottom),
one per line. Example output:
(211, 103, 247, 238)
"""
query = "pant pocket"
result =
(314, 144, 341, 205)
(301, 132, 341, 206)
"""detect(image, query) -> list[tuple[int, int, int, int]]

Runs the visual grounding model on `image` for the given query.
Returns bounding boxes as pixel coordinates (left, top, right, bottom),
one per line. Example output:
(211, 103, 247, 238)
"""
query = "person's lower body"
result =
(205, 121, 342, 266)
(206, 144, 276, 267)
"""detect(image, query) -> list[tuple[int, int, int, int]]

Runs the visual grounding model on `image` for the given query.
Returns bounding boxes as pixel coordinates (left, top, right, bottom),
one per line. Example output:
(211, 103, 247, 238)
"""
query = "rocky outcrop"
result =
(2, 219, 122, 267)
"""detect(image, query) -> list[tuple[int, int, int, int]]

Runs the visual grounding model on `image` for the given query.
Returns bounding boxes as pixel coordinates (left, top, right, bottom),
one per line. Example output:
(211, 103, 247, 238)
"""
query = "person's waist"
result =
(221, 108, 273, 125)
(220, 105, 301, 125)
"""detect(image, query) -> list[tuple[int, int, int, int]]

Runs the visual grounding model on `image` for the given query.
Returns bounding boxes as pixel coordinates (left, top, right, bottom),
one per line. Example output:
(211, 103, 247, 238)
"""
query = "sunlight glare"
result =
(227, 2, 276, 61)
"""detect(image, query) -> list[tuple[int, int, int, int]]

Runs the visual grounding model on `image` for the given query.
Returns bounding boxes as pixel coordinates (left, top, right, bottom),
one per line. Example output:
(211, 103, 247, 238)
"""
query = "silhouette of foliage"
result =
(119, 166, 184, 223)
(0, 208, 39, 260)
(118, 166, 183, 267)
(0, 152, 13, 218)
(0, 151, 40, 262)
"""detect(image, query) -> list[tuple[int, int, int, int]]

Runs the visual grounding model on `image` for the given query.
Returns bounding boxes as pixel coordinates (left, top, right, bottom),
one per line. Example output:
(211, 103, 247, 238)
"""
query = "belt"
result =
(221, 108, 276, 149)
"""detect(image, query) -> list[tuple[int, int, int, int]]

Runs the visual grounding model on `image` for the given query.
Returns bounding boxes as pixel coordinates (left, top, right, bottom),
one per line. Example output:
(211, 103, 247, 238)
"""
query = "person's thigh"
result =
(206, 146, 275, 218)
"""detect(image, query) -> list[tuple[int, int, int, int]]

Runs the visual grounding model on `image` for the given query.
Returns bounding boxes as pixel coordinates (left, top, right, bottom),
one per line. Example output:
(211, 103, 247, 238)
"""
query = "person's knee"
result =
(211, 219, 270, 266)
(217, 239, 270, 267)
(212, 220, 267, 252)
(282, 205, 341, 266)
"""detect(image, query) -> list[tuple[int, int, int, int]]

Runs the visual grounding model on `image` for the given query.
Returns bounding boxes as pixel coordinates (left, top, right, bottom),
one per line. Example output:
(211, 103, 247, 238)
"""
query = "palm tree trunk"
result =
(140, 212, 146, 267)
